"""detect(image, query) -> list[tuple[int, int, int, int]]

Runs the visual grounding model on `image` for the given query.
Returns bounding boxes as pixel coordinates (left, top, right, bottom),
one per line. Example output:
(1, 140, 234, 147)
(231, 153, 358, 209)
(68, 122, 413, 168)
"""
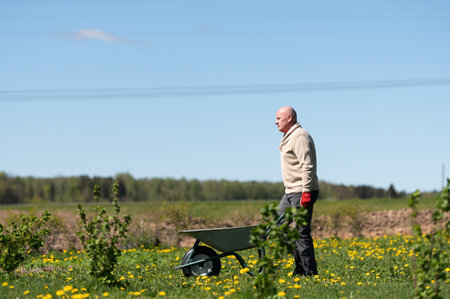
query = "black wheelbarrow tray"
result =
(175, 225, 265, 277)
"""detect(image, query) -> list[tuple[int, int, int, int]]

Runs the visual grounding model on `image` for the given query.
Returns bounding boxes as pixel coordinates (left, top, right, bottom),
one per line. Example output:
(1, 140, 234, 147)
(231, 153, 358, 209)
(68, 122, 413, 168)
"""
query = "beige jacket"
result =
(279, 123, 319, 193)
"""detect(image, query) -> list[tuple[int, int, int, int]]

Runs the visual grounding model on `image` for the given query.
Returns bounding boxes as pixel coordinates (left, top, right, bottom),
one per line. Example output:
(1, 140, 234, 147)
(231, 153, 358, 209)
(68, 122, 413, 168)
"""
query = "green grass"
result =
(0, 196, 438, 221)
(0, 197, 445, 298)
(0, 235, 448, 298)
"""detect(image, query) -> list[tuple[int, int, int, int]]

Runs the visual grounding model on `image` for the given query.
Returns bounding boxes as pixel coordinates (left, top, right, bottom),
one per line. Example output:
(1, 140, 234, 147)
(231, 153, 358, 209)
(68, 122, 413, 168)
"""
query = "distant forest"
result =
(0, 172, 405, 204)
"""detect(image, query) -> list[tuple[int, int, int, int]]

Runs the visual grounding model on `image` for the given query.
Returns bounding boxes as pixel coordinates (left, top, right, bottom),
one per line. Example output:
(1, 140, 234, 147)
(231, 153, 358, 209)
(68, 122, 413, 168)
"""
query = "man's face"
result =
(275, 109, 292, 134)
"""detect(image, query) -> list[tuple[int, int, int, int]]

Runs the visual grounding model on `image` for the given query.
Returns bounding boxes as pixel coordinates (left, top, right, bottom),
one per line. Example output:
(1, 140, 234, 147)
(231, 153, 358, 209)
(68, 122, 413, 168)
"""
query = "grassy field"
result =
(0, 195, 438, 220)
(0, 197, 447, 298)
(0, 234, 448, 298)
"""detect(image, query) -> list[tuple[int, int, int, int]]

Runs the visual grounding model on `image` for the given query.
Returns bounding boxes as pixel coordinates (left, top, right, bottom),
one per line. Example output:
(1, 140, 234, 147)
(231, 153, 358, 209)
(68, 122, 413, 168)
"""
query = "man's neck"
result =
(283, 122, 297, 136)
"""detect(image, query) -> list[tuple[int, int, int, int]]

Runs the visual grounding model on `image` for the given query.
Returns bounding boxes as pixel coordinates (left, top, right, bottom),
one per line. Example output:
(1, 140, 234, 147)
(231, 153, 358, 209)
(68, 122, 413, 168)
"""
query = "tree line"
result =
(0, 172, 405, 204)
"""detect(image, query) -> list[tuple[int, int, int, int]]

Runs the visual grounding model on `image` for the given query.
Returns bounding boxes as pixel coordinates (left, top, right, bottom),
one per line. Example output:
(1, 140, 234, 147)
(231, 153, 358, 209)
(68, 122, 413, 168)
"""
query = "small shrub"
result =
(160, 201, 191, 246)
(327, 207, 362, 238)
(42, 213, 78, 252)
(77, 182, 131, 285)
(0, 210, 51, 273)
(250, 202, 308, 298)
(343, 207, 363, 237)
(328, 209, 343, 238)
(409, 179, 449, 299)
(122, 219, 160, 249)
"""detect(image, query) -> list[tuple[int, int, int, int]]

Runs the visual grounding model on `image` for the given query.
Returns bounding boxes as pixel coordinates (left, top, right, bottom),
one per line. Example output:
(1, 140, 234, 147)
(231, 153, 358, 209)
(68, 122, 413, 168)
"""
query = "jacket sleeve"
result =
(293, 133, 316, 193)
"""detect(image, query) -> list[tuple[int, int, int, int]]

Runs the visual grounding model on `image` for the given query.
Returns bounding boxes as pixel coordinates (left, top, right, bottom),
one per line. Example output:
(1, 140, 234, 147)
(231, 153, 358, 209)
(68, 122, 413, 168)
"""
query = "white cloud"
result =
(73, 29, 124, 43)
(58, 29, 150, 46)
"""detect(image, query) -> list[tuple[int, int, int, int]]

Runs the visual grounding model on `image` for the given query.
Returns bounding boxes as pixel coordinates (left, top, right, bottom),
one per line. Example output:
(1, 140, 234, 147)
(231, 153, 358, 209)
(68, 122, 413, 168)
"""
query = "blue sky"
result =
(1, 1, 449, 193)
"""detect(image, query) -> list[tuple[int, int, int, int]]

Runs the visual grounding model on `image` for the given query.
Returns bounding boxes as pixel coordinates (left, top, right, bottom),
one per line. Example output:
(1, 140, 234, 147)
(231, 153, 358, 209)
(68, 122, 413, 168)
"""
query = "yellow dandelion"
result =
(158, 291, 166, 296)
(55, 290, 65, 296)
(1, 282, 7, 287)
(278, 291, 286, 297)
(279, 279, 286, 284)
(240, 267, 250, 274)
(63, 285, 73, 292)
(9, 285, 14, 289)
(103, 292, 109, 297)
(24, 290, 30, 295)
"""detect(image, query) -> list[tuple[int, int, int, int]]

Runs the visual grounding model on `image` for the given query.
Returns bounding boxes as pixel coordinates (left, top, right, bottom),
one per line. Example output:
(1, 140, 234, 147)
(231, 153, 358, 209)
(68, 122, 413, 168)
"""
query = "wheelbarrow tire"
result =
(181, 246, 221, 277)
(181, 248, 195, 277)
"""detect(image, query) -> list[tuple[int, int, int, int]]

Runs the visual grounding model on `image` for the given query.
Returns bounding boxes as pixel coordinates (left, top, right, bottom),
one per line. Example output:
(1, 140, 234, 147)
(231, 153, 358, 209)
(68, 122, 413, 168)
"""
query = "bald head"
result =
(275, 106, 298, 134)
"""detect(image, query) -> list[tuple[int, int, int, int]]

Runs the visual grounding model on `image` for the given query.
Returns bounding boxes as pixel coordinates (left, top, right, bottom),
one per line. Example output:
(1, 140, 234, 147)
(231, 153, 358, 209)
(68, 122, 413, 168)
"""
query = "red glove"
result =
(300, 192, 313, 208)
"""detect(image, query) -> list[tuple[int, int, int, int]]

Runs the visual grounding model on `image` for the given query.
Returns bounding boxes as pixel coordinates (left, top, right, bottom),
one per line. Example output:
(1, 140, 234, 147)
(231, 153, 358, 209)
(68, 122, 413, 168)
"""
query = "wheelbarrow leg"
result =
(185, 239, 200, 261)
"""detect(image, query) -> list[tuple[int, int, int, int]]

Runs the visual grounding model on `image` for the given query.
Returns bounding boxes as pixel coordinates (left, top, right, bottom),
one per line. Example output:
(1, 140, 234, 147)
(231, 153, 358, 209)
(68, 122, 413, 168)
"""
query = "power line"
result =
(1, 26, 450, 37)
(1, 78, 450, 102)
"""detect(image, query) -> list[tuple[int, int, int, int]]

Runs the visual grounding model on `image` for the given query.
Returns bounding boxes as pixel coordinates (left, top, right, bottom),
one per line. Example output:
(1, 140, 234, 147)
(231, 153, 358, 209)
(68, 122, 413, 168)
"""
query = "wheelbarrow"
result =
(175, 215, 283, 277)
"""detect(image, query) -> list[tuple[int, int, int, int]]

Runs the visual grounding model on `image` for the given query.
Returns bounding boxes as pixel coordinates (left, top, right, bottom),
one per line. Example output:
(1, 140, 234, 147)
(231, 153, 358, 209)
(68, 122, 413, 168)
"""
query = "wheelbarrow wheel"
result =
(181, 246, 221, 277)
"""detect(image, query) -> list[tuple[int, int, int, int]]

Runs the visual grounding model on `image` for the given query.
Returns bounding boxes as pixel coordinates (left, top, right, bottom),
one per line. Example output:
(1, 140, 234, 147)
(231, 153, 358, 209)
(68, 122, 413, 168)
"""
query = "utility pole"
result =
(442, 164, 446, 189)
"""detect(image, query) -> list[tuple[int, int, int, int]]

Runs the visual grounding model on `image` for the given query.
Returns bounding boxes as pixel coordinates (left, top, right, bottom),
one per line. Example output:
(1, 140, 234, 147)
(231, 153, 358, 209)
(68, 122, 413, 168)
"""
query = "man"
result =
(275, 106, 319, 276)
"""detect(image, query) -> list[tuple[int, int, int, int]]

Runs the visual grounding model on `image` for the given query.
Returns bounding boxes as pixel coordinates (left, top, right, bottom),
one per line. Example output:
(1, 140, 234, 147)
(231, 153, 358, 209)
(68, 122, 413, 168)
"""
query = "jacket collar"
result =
(279, 123, 301, 150)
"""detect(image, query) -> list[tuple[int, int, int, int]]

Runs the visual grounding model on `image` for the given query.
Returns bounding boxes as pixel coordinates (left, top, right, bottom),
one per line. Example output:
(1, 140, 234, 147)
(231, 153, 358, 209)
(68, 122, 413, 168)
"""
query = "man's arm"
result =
(293, 133, 316, 207)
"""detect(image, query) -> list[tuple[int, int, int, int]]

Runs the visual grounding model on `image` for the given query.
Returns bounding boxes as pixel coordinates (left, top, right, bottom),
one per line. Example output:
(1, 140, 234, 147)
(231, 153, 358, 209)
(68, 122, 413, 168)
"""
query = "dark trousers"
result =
(278, 190, 319, 275)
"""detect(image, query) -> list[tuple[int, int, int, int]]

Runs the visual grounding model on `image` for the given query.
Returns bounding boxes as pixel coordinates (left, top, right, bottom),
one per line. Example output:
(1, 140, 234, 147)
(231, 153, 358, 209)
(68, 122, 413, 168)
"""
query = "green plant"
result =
(326, 206, 363, 238)
(42, 213, 78, 252)
(160, 201, 191, 246)
(122, 219, 160, 249)
(77, 182, 131, 284)
(409, 179, 449, 299)
(250, 202, 309, 298)
(328, 209, 343, 238)
(0, 210, 51, 273)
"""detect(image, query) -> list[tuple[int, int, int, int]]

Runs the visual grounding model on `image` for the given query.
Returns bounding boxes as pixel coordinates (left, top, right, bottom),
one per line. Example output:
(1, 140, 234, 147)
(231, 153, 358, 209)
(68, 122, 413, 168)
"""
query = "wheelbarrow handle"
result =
(263, 213, 285, 238)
